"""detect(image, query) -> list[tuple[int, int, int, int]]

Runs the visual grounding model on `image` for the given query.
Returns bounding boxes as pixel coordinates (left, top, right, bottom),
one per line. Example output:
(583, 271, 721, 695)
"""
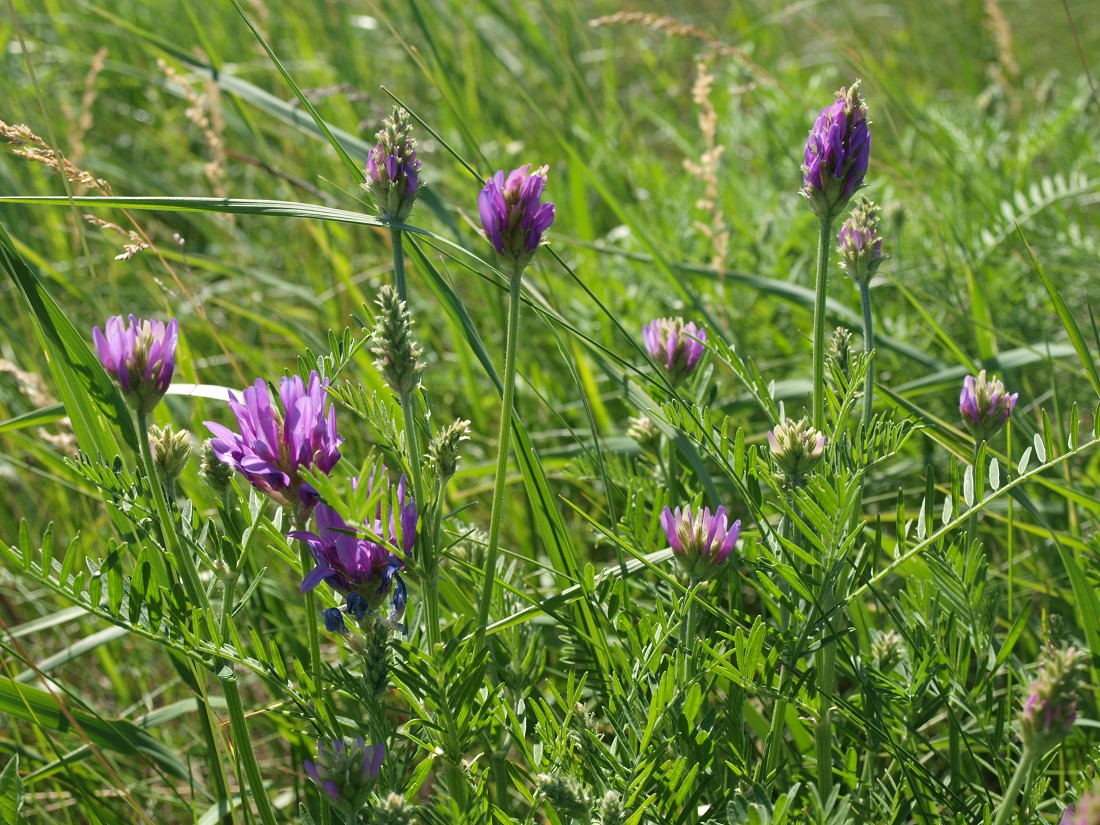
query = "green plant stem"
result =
(991, 748, 1034, 825)
(966, 442, 982, 550)
(296, 531, 326, 713)
(859, 282, 874, 430)
(683, 578, 700, 651)
(814, 633, 836, 799)
(812, 216, 835, 430)
(391, 225, 409, 305)
(475, 262, 524, 643)
(424, 475, 444, 649)
(136, 410, 220, 645)
(220, 667, 280, 825)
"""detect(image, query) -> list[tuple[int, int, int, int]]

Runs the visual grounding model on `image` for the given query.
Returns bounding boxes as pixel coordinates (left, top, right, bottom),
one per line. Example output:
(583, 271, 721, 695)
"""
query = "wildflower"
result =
(837, 198, 886, 286)
(427, 418, 471, 480)
(478, 164, 556, 271)
(1020, 645, 1086, 754)
(290, 468, 417, 619)
(827, 326, 854, 380)
(148, 424, 192, 488)
(767, 417, 827, 487)
(373, 792, 420, 825)
(802, 81, 871, 220)
(595, 791, 627, 825)
(660, 504, 741, 580)
(304, 737, 384, 816)
(322, 607, 348, 634)
(92, 314, 178, 413)
(960, 370, 1017, 441)
(537, 773, 592, 821)
(199, 440, 234, 494)
(204, 372, 342, 517)
(643, 317, 706, 384)
(372, 284, 424, 398)
(627, 415, 660, 448)
(1062, 786, 1100, 825)
(365, 107, 421, 223)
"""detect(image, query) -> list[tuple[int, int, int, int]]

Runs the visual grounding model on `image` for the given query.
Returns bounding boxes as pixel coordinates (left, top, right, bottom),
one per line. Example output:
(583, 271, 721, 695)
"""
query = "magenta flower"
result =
(305, 737, 384, 816)
(837, 198, 886, 286)
(204, 372, 341, 515)
(1062, 787, 1100, 825)
(290, 467, 416, 618)
(643, 317, 706, 385)
(660, 504, 740, 581)
(365, 108, 421, 222)
(802, 81, 870, 219)
(92, 314, 178, 413)
(478, 164, 556, 270)
(959, 369, 1017, 441)
(1020, 646, 1085, 754)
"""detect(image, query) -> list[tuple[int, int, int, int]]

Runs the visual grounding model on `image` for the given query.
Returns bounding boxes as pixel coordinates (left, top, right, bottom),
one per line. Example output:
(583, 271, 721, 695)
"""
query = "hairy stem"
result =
(859, 282, 875, 431)
(476, 263, 524, 642)
(812, 216, 835, 430)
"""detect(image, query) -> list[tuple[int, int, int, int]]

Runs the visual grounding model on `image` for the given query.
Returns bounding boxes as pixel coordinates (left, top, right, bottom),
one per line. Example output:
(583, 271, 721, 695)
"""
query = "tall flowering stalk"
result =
(992, 646, 1087, 825)
(802, 81, 870, 433)
(800, 83, 869, 798)
(837, 198, 886, 430)
(475, 163, 555, 642)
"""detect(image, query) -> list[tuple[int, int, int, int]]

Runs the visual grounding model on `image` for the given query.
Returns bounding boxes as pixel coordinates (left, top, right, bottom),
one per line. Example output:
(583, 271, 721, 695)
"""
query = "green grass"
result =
(1, 0, 1100, 822)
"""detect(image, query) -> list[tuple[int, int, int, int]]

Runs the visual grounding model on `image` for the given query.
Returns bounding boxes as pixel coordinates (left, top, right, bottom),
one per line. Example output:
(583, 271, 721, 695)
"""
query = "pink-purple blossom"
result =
(204, 372, 341, 514)
(304, 737, 384, 815)
(802, 82, 870, 219)
(92, 314, 178, 413)
(959, 370, 1017, 441)
(660, 504, 741, 581)
(478, 164, 555, 270)
(643, 317, 706, 385)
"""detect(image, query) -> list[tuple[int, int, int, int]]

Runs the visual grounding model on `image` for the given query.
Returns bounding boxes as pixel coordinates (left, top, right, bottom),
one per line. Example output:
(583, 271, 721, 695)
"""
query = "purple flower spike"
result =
(801, 81, 870, 219)
(1020, 646, 1085, 755)
(660, 504, 740, 581)
(304, 738, 384, 816)
(365, 108, 422, 222)
(290, 465, 417, 617)
(643, 317, 706, 385)
(92, 314, 178, 413)
(1063, 786, 1100, 825)
(478, 163, 556, 271)
(959, 369, 1018, 442)
(204, 371, 342, 516)
(837, 198, 886, 286)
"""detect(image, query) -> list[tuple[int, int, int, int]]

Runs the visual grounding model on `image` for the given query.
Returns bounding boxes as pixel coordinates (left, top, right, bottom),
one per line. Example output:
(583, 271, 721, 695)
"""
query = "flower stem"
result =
(391, 226, 409, 305)
(815, 639, 836, 799)
(135, 410, 220, 644)
(295, 525, 327, 719)
(812, 216, 835, 431)
(219, 666, 280, 825)
(475, 263, 524, 643)
(991, 748, 1034, 825)
(859, 282, 875, 431)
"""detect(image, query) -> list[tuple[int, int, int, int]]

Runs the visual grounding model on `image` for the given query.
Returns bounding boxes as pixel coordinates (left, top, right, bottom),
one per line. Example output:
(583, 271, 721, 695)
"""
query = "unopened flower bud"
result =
(200, 440, 234, 495)
(149, 425, 192, 487)
(871, 630, 905, 673)
(643, 317, 706, 385)
(428, 418, 471, 480)
(322, 607, 348, 634)
(1021, 645, 1086, 754)
(767, 417, 827, 487)
(365, 108, 422, 223)
(837, 198, 886, 286)
(960, 370, 1017, 441)
(537, 773, 591, 821)
(304, 737, 384, 817)
(372, 285, 424, 399)
(827, 327, 854, 380)
(373, 791, 420, 825)
(627, 415, 660, 448)
(595, 790, 627, 825)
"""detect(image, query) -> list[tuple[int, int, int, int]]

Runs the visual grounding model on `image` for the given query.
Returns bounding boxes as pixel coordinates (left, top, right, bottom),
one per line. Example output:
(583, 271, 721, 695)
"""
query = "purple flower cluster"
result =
(365, 108, 422, 223)
(837, 198, 886, 286)
(959, 370, 1017, 441)
(305, 737, 384, 815)
(1063, 787, 1100, 825)
(802, 82, 870, 219)
(643, 317, 706, 385)
(93, 314, 178, 413)
(478, 164, 556, 270)
(204, 372, 342, 515)
(290, 466, 416, 620)
(1020, 645, 1085, 754)
(660, 504, 741, 581)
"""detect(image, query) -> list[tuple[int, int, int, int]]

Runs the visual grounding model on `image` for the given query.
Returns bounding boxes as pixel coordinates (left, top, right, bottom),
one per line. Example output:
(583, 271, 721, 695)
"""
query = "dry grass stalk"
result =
(683, 61, 729, 276)
(0, 119, 111, 194)
(62, 47, 109, 167)
(158, 58, 230, 201)
(83, 215, 151, 261)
